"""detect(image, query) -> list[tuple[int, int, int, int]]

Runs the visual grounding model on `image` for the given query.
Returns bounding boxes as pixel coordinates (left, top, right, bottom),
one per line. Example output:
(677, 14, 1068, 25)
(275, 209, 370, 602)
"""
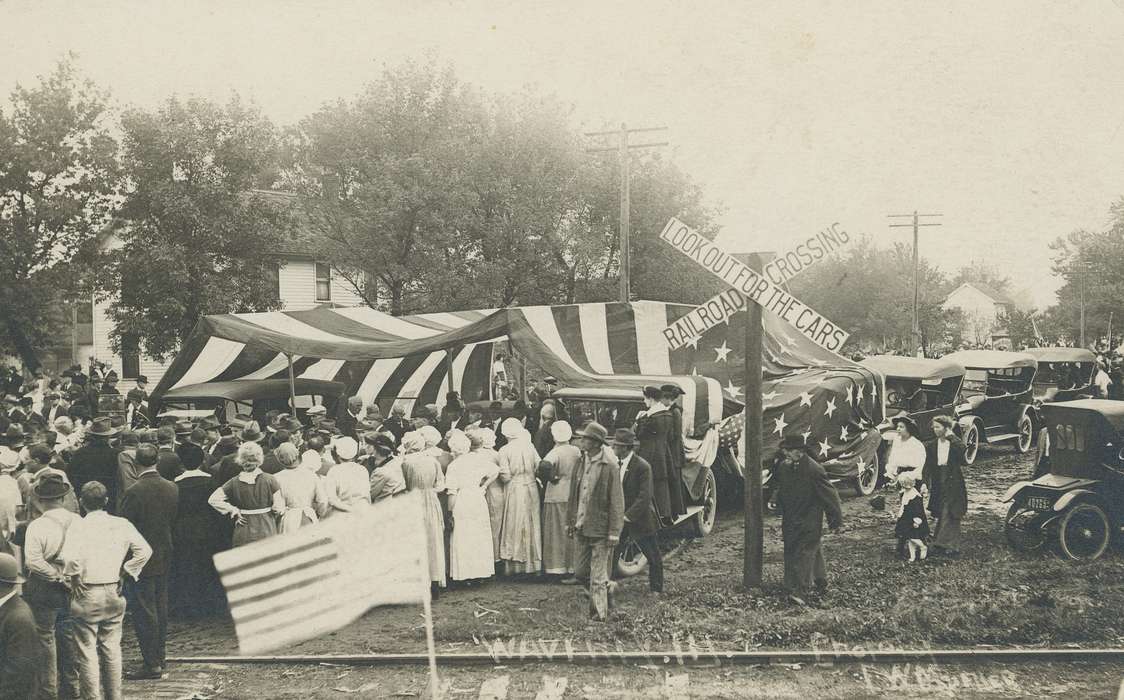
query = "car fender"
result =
(1053, 489, 1100, 512)
(1001, 480, 1034, 503)
(957, 415, 982, 439)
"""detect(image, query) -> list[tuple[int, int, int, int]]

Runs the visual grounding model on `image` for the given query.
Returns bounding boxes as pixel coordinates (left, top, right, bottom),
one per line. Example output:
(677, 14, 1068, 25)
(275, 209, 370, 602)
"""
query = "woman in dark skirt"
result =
(171, 447, 226, 618)
(923, 415, 969, 556)
(635, 385, 676, 522)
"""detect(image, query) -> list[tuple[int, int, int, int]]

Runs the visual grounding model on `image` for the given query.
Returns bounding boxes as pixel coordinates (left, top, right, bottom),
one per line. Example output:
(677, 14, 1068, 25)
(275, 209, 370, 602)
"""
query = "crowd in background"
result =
(0, 360, 687, 697)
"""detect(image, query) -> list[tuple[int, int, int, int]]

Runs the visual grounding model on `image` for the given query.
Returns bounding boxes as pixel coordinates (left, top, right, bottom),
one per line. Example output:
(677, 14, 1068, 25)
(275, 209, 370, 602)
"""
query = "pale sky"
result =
(5, 0, 1124, 308)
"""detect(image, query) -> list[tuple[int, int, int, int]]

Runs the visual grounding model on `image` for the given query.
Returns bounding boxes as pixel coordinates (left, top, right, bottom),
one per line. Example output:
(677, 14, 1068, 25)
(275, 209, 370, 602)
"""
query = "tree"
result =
(100, 96, 291, 360)
(1000, 307, 1041, 349)
(949, 262, 1011, 294)
(0, 59, 120, 370)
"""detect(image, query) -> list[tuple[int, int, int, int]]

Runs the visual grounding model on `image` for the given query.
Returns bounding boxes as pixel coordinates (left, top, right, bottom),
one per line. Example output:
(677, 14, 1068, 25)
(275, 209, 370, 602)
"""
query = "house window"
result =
(121, 334, 140, 379)
(315, 262, 332, 302)
(264, 262, 281, 301)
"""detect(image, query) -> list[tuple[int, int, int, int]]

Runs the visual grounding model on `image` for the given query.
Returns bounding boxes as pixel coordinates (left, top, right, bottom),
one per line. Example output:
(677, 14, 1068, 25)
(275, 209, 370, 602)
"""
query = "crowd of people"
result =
(0, 362, 695, 698)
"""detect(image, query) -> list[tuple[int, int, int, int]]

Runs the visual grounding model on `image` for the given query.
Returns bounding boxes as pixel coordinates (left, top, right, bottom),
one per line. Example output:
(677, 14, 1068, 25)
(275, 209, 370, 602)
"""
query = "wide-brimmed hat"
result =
(87, 418, 119, 437)
(34, 473, 72, 499)
(610, 427, 638, 447)
(174, 420, 194, 436)
(1, 425, 25, 447)
(576, 421, 609, 444)
(891, 413, 919, 435)
(780, 433, 807, 450)
(199, 415, 221, 430)
(0, 553, 23, 586)
(306, 404, 327, 416)
(317, 419, 338, 435)
(240, 421, 265, 442)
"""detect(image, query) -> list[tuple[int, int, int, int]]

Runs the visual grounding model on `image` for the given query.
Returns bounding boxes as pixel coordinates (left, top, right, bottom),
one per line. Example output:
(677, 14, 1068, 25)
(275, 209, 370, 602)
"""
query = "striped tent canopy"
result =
(151, 300, 883, 470)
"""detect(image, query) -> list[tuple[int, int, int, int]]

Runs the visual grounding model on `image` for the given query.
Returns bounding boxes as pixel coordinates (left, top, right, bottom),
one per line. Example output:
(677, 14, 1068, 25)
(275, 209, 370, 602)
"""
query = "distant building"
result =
(65, 191, 369, 390)
(943, 282, 1014, 349)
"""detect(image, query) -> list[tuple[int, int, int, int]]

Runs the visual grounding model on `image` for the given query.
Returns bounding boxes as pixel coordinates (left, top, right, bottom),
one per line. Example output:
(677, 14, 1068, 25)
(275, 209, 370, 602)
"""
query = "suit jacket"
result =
(116, 449, 139, 511)
(620, 453, 659, 536)
(775, 453, 843, 544)
(566, 447, 625, 540)
(68, 442, 121, 513)
(338, 411, 360, 439)
(260, 449, 283, 475)
(155, 447, 184, 481)
(0, 593, 39, 700)
(120, 470, 180, 577)
(923, 436, 968, 519)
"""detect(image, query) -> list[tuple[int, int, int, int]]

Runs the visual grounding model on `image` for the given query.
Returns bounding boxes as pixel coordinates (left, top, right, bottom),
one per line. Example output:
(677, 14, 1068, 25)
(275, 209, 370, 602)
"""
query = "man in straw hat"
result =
(608, 427, 663, 594)
(22, 472, 82, 697)
(774, 433, 843, 605)
(0, 551, 40, 700)
(566, 421, 624, 621)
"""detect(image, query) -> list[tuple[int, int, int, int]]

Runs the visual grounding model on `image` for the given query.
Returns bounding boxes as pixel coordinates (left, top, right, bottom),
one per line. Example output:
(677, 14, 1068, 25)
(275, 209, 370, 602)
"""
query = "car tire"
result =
(614, 536, 647, 578)
(1057, 502, 1111, 561)
(1005, 501, 1045, 551)
(962, 423, 980, 465)
(690, 468, 718, 537)
(1015, 412, 1033, 453)
(853, 453, 880, 496)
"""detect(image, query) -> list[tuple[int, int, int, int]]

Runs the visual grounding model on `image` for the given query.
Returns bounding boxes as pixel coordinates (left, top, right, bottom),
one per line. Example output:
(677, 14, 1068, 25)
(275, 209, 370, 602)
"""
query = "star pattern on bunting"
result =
(762, 389, 779, 402)
(824, 397, 837, 419)
(818, 438, 831, 457)
(773, 413, 788, 436)
(798, 391, 814, 407)
(715, 341, 732, 363)
(724, 380, 742, 398)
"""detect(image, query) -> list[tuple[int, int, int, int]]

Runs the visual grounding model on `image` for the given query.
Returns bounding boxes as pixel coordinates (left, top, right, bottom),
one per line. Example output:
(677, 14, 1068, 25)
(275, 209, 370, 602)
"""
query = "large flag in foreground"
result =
(214, 492, 430, 655)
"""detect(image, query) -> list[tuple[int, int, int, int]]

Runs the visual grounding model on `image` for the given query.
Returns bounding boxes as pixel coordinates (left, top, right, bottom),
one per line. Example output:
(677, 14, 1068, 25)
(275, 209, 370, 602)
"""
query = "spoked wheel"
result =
(1005, 501, 1046, 551)
(853, 454, 880, 496)
(1057, 503, 1111, 561)
(962, 423, 980, 465)
(614, 537, 648, 578)
(690, 468, 718, 537)
(1015, 413, 1034, 453)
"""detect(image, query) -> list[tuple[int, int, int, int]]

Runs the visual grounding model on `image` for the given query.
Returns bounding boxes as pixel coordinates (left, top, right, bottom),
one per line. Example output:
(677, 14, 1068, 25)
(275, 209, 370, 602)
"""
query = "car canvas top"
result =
(860, 355, 965, 382)
(1025, 347, 1097, 364)
(943, 349, 1038, 370)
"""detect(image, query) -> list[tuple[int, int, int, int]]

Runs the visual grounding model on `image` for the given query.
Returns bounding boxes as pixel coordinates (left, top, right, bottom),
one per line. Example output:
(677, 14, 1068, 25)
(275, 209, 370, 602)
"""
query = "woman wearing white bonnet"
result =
(497, 417, 542, 576)
(444, 430, 499, 583)
(400, 430, 448, 592)
(272, 443, 328, 532)
(323, 437, 371, 516)
(540, 420, 580, 578)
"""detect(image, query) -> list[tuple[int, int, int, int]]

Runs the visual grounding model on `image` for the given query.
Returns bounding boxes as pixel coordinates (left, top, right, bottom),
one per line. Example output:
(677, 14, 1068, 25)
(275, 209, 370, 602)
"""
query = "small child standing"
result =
(894, 473, 930, 561)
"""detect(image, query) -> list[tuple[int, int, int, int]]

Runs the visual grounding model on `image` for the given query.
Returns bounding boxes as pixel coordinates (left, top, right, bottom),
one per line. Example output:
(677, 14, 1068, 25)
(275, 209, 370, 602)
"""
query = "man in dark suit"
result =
(154, 426, 183, 481)
(68, 418, 121, 512)
(608, 428, 663, 594)
(0, 552, 39, 700)
(120, 444, 179, 680)
(260, 430, 290, 475)
(337, 396, 364, 439)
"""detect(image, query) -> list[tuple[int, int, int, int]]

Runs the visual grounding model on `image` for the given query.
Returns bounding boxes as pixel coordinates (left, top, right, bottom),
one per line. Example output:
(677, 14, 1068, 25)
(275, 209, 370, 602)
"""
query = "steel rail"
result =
(167, 648, 1124, 667)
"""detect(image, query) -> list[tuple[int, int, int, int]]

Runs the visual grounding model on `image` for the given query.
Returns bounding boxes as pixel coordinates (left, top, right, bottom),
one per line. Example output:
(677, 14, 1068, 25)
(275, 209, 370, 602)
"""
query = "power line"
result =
(585, 124, 668, 303)
(889, 212, 943, 355)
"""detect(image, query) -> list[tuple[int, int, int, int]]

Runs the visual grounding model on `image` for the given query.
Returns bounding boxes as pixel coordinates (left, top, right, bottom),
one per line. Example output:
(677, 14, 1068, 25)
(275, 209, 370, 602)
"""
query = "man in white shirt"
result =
(22, 473, 83, 699)
(60, 481, 152, 700)
(884, 415, 926, 485)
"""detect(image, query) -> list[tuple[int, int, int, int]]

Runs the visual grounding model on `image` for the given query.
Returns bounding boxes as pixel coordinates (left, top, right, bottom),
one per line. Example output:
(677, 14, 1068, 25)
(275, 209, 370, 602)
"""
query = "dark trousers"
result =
(612, 530, 664, 593)
(129, 575, 168, 670)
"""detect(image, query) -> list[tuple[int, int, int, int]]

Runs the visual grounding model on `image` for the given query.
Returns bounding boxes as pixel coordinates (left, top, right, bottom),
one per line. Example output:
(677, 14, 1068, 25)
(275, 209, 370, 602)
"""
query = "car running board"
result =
(986, 432, 1020, 443)
(670, 505, 704, 526)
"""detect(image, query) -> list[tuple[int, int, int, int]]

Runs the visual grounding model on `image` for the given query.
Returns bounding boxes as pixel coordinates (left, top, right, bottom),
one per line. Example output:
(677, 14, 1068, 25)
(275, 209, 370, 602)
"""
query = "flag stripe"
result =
(332, 306, 441, 339)
(226, 557, 340, 605)
(231, 570, 344, 624)
(396, 352, 449, 415)
(578, 304, 614, 374)
(634, 302, 672, 375)
(284, 308, 403, 342)
(170, 337, 246, 388)
(224, 548, 338, 592)
(605, 304, 640, 373)
(239, 353, 294, 381)
(551, 306, 595, 374)
(357, 358, 409, 407)
(218, 536, 334, 579)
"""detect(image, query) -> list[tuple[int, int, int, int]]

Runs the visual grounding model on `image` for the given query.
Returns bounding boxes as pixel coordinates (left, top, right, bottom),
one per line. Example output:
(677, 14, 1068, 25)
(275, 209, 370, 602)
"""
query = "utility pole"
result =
(1075, 259, 1092, 348)
(585, 124, 668, 303)
(889, 212, 942, 356)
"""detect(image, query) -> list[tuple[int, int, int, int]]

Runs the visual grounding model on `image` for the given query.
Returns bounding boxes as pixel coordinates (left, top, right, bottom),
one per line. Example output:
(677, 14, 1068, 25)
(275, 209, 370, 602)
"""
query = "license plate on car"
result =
(1026, 496, 1051, 511)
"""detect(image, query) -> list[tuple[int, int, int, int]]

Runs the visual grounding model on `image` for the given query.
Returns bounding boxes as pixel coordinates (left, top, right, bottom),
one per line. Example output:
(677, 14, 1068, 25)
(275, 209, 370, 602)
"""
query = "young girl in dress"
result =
(894, 473, 929, 561)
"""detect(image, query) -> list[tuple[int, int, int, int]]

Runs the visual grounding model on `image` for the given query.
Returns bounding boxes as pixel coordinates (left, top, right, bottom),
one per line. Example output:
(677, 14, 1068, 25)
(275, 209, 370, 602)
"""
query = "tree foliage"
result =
(100, 96, 291, 360)
(0, 58, 120, 369)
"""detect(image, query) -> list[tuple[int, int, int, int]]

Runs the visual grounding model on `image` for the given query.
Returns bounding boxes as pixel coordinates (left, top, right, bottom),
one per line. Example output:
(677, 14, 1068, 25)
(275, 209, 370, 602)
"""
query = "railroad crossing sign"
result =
(659, 217, 851, 352)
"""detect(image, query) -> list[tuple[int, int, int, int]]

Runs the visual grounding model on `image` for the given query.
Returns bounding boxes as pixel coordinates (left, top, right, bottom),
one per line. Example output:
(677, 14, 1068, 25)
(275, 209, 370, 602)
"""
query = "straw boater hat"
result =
(576, 421, 609, 444)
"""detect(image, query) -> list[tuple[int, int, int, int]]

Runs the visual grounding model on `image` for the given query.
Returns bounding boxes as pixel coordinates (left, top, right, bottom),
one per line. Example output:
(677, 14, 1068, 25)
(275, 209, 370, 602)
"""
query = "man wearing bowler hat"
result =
(566, 421, 624, 621)
(0, 551, 40, 700)
(69, 417, 122, 512)
(775, 433, 843, 604)
(608, 428, 663, 594)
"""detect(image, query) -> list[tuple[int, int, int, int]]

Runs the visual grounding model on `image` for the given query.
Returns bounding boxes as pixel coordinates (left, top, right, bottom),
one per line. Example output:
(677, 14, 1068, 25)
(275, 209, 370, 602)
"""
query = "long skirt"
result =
(485, 482, 506, 561)
(541, 502, 574, 575)
(233, 512, 278, 547)
(420, 489, 447, 587)
(933, 503, 963, 551)
(450, 489, 495, 581)
(499, 477, 542, 574)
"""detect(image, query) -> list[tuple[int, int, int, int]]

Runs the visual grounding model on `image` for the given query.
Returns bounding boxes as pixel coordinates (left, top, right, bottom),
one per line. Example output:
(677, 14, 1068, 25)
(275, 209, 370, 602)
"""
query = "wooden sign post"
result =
(738, 252, 768, 590)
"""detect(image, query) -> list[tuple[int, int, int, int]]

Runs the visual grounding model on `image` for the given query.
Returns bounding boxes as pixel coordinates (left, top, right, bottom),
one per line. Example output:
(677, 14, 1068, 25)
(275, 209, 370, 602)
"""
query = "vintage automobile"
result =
(1003, 399, 1124, 560)
(859, 354, 967, 474)
(943, 350, 1038, 464)
(551, 386, 732, 577)
(1025, 347, 1098, 405)
(152, 378, 345, 425)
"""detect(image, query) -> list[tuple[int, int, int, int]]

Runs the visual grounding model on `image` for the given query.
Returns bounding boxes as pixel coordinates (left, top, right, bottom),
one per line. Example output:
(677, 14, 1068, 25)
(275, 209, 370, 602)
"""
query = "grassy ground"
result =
(152, 446, 1124, 663)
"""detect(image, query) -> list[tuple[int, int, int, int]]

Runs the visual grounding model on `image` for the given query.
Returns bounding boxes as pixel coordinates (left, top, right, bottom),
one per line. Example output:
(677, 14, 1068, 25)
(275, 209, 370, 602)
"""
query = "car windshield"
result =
(565, 399, 643, 431)
(1034, 362, 1092, 389)
(885, 377, 958, 412)
(961, 367, 1030, 398)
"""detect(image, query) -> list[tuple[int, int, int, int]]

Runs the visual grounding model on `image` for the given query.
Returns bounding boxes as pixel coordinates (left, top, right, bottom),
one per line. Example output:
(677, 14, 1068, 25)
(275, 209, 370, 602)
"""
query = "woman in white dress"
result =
(272, 443, 328, 532)
(539, 421, 580, 577)
(472, 427, 506, 566)
(400, 430, 447, 591)
(323, 437, 371, 516)
(445, 431, 499, 583)
(497, 418, 542, 576)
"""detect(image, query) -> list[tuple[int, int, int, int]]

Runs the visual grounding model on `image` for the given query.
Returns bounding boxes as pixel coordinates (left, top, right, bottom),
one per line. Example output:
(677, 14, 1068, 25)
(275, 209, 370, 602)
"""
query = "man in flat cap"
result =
(774, 434, 843, 604)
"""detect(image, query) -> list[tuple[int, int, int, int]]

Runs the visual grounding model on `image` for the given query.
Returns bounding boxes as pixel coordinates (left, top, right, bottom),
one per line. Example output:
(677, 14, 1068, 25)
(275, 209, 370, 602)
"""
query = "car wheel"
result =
(1005, 501, 1045, 551)
(1015, 412, 1033, 453)
(614, 537, 647, 578)
(1057, 502, 1111, 561)
(853, 453, 880, 496)
(962, 423, 980, 465)
(690, 468, 718, 537)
